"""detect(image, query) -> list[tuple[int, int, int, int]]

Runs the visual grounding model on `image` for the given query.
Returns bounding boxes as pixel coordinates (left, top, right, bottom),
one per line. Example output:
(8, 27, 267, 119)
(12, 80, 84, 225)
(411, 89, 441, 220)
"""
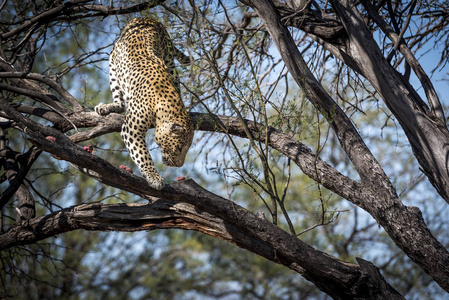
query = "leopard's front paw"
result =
(143, 172, 165, 190)
(94, 103, 110, 116)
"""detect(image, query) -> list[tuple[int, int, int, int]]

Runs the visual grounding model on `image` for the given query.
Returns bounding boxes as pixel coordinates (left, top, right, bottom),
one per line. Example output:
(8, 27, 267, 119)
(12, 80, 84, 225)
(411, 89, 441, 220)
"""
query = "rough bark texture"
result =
(252, 0, 449, 204)
(0, 184, 403, 300)
(330, 0, 449, 203)
(246, 0, 449, 292)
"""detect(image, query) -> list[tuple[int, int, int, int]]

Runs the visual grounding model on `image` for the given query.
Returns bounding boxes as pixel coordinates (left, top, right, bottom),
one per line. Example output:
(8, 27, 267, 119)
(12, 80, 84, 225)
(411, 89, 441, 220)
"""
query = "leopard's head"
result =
(154, 122, 193, 167)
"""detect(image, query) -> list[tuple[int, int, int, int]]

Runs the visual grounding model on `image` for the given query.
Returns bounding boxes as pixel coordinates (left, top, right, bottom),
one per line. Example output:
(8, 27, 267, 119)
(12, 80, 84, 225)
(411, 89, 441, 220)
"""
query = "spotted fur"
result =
(95, 18, 194, 190)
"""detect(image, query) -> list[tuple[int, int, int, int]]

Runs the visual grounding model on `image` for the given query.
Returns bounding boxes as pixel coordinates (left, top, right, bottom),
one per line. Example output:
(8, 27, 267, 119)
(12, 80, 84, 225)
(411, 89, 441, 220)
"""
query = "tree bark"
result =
(330, 0, 449, 204)
(0, 147, 40, 216)
(245, 0, 449, 203)
(0, 184, 403, 300)
(245, 0, 449, 292)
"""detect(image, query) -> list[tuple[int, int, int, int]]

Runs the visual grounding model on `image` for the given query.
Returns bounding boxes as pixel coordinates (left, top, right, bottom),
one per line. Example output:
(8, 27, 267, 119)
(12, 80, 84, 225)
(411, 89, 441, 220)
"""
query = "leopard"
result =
(95, 17, 194, 190)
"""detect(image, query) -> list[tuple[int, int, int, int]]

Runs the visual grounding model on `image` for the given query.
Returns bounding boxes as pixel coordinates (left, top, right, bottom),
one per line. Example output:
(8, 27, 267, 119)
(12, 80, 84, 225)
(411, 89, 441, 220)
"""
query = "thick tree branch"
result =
(243, 0, 449, 204)
(330, 0, 449, 204)
(360, 0, 444, 122)
(0, 184, 402, 300)
(0, 201, 232, 248)
(245, 0, 449, 292)
(60, 111, 364, 207)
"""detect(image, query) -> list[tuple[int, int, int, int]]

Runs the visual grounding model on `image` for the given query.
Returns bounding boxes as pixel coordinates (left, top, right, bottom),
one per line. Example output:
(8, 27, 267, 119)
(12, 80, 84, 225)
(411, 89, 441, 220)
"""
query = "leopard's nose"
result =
(174, 159, 183, 167)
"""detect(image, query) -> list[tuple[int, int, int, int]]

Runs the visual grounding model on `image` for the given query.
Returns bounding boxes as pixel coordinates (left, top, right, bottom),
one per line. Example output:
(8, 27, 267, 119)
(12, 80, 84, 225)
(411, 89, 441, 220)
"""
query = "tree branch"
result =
(0, 90, 405, 299)
(0, 183, 403, 300)
(242, 0, 449, 205)
(0, 72, 82, 112)
(244, 0, 449, 292)
(1, 62, 448, 291)
(1, 1, 165, 41)
(3, 1, 444, 297)
(329, 0, 449, 203)
(0, 146, 41, 213)
(63, 111, 364, 206)
(361, 0, 445, 123)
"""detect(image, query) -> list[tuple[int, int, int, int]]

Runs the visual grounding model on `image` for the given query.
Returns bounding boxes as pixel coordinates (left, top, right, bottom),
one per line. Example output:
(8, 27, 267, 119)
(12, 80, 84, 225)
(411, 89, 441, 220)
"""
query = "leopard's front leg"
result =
(121, 114, 165, 190)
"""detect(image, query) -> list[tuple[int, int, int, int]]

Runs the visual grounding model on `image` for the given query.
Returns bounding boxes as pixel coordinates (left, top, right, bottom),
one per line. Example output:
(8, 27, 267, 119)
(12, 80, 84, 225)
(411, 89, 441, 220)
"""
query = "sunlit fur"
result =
(95, 18, 194, 190)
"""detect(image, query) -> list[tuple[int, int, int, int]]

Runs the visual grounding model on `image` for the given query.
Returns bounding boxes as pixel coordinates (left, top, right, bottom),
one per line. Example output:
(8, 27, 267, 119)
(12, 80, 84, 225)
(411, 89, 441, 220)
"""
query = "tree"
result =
(1, 0, 448, 299)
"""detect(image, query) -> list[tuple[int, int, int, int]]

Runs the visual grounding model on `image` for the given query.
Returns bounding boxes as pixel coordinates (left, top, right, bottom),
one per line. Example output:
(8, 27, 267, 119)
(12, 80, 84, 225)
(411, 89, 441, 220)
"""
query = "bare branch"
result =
(245, 0, 449, 292)
(0, 184, 403, 300)
(0, 146, 41, 213)
(0, 72, 82, 112)
(1, 1, 165, 41)
(361, 0, 445, 122)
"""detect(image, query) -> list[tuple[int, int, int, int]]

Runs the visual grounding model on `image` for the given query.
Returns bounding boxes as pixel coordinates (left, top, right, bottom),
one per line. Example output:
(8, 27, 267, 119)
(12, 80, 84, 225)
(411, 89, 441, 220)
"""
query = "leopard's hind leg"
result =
(95, 63, 126, 115)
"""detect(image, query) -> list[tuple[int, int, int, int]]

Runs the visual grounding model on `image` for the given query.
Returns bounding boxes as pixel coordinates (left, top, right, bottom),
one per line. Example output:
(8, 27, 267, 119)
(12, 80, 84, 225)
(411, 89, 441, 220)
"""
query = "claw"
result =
(143, 173, 165, 190)
(94, 104, 108, 116)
